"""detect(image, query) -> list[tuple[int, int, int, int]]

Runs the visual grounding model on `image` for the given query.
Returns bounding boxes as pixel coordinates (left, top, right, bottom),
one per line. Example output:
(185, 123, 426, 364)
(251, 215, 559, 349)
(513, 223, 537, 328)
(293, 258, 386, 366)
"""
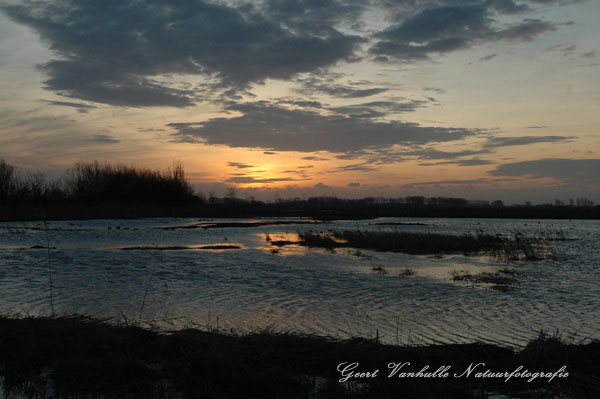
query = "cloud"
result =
(137, 127, 166, 132)
(226, 176, 303, 184)
(489, 158, 600, 185)
(276, 99, 323, 108)
(348, 182, 361, 187)
(262, 0, 365, 36)
(581, 50, 597, 58)
(493, 18, 557, 41)
(335, 147, 491, 164)
(528, 0, 584, 5)
(282, 168, 312, 177)
(483, 135, 576, 148)
(2, 0, 363, 107)
(263, 151, 277, 155)
(456, 159, 494, 166)
(330, 163, 379, 173)
(89, 134, 120, 144)
(330, 100, 428, 118)
(37, 60, 197, 108)
(545, 43, 576, 56)
(2, 0, 581, 111)
(302, 156, 329, 161)
(168, 102, 477, 153)
(403, 178, 489, 188)
(423, 87, 445, 94)
(39, 99, 97, 113)
(479, 53, 497, 61)
(314, 182, 331, 189)
(370, 4, 558, 61)
(227, 162, 254, 169)
(488, 0, 531, 14)
(410, 148, 491, 159)
(419, 158, 494, 166)
(297, 78, 389, 98)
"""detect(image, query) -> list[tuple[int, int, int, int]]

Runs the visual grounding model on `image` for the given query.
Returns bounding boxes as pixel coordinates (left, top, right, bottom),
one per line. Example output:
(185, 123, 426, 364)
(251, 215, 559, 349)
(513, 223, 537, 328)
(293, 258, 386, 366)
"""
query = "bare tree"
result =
(0, 159, 16, 201)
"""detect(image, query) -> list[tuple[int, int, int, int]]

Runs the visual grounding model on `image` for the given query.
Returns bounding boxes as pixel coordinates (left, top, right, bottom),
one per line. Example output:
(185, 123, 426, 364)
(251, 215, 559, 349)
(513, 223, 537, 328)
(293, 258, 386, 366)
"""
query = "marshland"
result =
(1, 216, 598, 347)
(1, 160, 599, 397)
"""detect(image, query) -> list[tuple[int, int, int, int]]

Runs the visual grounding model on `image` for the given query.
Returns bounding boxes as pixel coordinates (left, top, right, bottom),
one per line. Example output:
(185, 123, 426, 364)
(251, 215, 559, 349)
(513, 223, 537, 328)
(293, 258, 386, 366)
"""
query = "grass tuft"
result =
(451, 270, 520, 290)
(371, 266, 388, 275)
(398, 268, 416, 277)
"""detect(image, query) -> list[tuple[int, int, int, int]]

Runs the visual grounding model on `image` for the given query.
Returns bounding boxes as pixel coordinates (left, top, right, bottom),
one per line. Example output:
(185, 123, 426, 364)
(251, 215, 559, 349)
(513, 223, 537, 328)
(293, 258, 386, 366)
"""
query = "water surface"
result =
(1, 217, 598, 347)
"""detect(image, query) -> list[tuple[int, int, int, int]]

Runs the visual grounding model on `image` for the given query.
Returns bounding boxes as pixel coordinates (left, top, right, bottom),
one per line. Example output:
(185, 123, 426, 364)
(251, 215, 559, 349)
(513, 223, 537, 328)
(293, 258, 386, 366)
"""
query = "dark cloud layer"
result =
(528, 0, 584, 5)
(168, 102, 477, 153)
(483, 135, 575, 148)
(1, 0, 577, 108)
(334, 147, 491, 164)
(490, 158, 600, 185)
(2, 0, 363, 107)
(371, 3, 558, 61)
(488, 0, 531, 14)
(263, 0, 364, 36)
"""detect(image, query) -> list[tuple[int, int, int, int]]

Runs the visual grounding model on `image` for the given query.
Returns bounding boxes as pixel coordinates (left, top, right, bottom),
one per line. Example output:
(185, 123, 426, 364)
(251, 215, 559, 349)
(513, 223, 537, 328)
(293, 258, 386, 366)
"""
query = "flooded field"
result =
(1, 217, 598, 347)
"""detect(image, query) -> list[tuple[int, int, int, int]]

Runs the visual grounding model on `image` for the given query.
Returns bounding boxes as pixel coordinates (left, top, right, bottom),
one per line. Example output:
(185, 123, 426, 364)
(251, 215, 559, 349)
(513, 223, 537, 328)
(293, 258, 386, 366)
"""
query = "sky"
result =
(0, 0, 599, 203)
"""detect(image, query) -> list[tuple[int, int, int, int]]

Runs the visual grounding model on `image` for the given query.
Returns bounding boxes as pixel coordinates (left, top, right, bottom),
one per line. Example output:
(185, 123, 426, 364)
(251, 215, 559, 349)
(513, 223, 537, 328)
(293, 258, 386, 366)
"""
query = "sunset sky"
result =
(1, 0, 599, 203)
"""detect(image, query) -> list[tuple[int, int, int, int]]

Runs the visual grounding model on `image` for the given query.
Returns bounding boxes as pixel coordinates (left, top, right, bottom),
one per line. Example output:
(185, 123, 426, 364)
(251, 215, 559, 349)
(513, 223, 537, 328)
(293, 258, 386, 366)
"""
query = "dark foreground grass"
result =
(297, 231, 557, 261)
(0, 315, 598, 399)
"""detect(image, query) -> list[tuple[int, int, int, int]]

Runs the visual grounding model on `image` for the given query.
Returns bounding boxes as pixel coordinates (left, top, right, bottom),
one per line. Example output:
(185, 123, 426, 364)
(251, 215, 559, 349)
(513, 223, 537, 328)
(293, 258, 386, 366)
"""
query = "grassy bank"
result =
(0, 315, 598, 399)
(294, 231, 557, 261)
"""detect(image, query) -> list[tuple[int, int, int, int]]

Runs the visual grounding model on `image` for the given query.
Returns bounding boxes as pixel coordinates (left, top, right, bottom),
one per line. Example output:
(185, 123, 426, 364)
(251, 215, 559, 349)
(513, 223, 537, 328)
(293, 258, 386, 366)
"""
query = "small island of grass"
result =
(292, 230, 557, 261)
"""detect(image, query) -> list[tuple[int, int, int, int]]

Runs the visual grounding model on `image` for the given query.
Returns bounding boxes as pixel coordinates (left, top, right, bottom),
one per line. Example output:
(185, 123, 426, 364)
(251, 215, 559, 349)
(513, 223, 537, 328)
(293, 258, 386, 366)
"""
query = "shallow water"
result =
(0, 217, 598, 347)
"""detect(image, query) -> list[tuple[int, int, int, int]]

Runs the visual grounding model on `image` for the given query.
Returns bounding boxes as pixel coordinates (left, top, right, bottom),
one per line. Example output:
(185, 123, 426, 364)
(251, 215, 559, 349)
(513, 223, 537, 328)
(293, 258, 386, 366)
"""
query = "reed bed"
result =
(296, 230, 557, 261)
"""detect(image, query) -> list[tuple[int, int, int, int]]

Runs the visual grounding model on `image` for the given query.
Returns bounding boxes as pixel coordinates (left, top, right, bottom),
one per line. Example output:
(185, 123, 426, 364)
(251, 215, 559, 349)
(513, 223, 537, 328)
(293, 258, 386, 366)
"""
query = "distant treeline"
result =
(203, 195, 600, 220)
(0, 159, 194, 204)
(1, 159, 599, 221)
